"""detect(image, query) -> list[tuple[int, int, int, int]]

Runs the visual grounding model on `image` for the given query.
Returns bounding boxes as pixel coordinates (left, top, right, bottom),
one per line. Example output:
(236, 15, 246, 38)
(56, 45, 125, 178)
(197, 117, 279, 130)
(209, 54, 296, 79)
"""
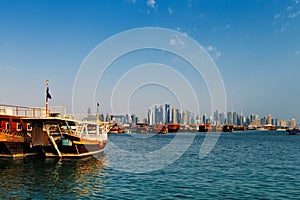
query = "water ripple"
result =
(1, 132, 300, 199)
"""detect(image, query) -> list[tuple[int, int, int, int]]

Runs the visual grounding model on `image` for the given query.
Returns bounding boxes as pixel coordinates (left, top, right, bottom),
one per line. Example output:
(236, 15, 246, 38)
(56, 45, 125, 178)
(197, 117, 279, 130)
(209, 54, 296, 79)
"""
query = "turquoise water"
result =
(1, 131, 300, 199)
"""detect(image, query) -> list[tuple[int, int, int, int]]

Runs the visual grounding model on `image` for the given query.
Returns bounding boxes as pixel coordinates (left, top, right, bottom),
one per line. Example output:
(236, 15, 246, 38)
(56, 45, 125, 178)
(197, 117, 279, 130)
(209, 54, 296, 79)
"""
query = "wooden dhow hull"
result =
(40, 138, 108, 158)
(0, 140, 39, 158)
(24, 116, 109, 159)
(0, 108, 39, 158)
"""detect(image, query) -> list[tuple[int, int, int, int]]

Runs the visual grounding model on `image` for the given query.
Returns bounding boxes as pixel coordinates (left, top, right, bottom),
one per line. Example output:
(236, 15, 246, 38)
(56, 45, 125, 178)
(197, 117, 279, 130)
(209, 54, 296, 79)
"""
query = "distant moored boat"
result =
(287, 129, 300, 135)
(167, 123, 180, 133)
(222, 125, 233, 132)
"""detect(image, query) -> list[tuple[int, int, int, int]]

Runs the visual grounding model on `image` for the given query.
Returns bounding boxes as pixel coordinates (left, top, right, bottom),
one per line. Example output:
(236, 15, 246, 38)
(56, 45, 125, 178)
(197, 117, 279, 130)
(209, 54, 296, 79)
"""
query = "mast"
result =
(46, 80, 52, 117)
(96, 102, 100, 135)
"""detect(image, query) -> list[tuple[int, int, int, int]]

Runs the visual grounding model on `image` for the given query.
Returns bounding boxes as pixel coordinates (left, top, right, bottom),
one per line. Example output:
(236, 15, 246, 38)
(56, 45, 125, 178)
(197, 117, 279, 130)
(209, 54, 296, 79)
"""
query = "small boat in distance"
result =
(153, 124, 168, 134)
(222, 125, 233, 132)
(233, 126, 247, 131)
(167, 123, 180, 133)
(276, 128, 287, 132)
(109, 125, 125, 134)
(198, 124, 211, 132)
(287, 129, 300, 135)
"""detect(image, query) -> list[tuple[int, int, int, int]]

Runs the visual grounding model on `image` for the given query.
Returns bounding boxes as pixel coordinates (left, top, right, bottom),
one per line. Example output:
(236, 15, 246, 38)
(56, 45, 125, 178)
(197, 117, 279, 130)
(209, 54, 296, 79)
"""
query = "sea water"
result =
(1, 131, 300, 199)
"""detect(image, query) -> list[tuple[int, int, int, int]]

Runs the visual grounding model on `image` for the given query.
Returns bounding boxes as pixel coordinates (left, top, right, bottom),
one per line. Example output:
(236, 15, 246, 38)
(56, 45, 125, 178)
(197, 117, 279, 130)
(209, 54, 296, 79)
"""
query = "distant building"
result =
(131, 114, 137, 125)
(267, 114, 272, 125)
(202, 114, 206, 124)
(171, 108, 179, 124)
(250, 114, 259, 123)
(195, 114, 201, 124)
(233, 112, 237, 126)
(165, 104, 170, 124)
(148, 104, 173, 125)
(147, 108, 154, 125)
(260, 116, 267, 126)
(219, 112, 226, 125)
(213, 110, 219, 125)
(135, 116, 140, 124)
(237, 114, 242, 126)
(190, 112, 195, 125)
(155, 105, 163, 124)
(250, 119, 261, 127)
(289, 118, 297, 129)
(227, 112, 233, 125)
(280, 120, 287, 127)
(142, 118, 147, 124)
(182, 110, 188, 125)
(125, 114, 131, 124)
(87, 107, 91, 115)
(111, 115, 125, 124)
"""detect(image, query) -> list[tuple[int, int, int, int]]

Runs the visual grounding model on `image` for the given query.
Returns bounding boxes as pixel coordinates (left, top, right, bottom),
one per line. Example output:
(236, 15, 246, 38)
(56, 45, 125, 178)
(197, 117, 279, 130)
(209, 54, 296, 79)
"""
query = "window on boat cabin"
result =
(27, 123, 32, 131)
(17, 123, 22, 131)
(6, 122, 10, 130)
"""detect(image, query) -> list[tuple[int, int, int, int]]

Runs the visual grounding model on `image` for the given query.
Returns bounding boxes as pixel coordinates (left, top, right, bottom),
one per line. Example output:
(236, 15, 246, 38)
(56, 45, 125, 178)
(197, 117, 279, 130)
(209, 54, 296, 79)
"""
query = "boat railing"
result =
(80, 133, 108, 142)
(0, 104, 67, 118)
(75, 121, 109, 142)
(63, 114, 111, 125)
(0, 104, 44, 117)
(0, 105, 110, 124)
(64, 113, 98, 121)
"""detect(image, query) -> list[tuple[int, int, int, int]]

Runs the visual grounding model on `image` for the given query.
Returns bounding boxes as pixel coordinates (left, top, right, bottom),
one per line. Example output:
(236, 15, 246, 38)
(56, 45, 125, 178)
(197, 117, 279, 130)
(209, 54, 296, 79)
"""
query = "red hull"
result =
(167, 124, 180, 133)
(0, 110, 37, 158)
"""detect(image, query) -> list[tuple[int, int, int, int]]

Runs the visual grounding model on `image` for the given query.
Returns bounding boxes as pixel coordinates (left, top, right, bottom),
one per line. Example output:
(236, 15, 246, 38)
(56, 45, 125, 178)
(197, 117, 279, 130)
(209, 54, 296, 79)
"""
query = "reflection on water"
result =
(0, 153, 108, 199)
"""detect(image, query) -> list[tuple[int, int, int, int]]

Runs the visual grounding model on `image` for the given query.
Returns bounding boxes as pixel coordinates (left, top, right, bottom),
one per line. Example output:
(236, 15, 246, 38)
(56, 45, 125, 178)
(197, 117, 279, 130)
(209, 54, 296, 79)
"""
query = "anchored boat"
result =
(153, 124, 168, 134)
(0, 80, 109, 159)
(24, 114, 109, 159)
(167, 123, 180, 133)
(287, 129, 300, 135)
(0, 104, 41, 158)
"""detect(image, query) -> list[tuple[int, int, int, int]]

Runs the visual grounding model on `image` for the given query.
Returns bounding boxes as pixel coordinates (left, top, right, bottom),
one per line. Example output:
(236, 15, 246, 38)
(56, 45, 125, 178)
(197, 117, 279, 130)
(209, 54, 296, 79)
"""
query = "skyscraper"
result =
(219, 112, 226, 125)
(148, 104, 171, 125)
(147, 108, 154, 125)
(171, 108, 179, 124)
(165, 104, 170, 124)
(182, 110, 188, 125)
(155, 105, 164, 124)
(267, 114, 272, 125)
(289, 118, 297, 129)
(202, 114, 206, 124)
(213, 110, 219, 125)
(233, 112, 237, 126)
(227, 112, 233, 125)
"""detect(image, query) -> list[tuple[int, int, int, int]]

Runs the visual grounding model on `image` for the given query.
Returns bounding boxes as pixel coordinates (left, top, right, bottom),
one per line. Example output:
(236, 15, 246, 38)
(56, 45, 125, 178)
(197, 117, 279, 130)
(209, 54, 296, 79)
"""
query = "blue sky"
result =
(0, 0, 300, 121)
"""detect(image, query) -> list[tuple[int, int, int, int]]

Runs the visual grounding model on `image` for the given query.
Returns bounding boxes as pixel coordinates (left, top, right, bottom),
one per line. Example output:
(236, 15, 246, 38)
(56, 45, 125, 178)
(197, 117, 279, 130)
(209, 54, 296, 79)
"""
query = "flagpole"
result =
(96, 102, 100, 121)
(46, 80, 49, 117)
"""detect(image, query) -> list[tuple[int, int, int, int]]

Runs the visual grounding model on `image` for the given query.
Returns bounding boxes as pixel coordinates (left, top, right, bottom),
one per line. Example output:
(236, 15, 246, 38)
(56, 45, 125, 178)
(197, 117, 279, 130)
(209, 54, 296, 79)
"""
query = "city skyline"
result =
(0, 1, 300, 122)
(103, 102, 298, 128)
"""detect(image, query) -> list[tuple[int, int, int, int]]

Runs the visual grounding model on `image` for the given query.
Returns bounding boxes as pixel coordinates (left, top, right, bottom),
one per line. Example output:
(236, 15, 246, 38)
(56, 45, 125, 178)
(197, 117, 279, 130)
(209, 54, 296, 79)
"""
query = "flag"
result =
(46, 86, 52, 100)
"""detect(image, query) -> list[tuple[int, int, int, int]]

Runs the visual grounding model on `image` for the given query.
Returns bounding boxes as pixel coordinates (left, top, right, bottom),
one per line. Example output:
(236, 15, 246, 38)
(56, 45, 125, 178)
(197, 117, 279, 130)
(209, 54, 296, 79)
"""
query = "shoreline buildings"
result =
(94, 104, 298, 129)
